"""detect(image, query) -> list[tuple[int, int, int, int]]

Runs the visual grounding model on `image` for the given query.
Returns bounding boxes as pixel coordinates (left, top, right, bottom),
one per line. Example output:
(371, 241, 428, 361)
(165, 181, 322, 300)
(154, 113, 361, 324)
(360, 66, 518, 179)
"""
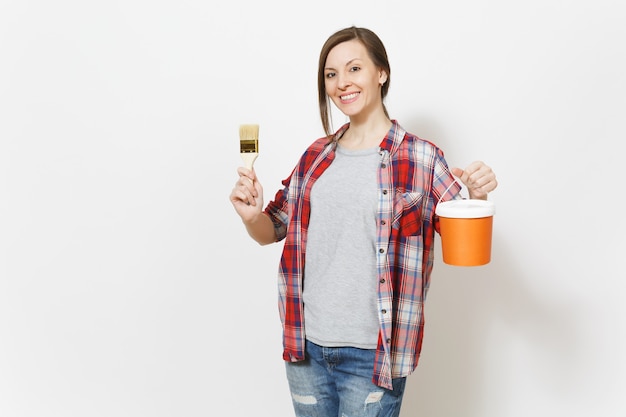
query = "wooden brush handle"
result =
(240, 152, 259, 171)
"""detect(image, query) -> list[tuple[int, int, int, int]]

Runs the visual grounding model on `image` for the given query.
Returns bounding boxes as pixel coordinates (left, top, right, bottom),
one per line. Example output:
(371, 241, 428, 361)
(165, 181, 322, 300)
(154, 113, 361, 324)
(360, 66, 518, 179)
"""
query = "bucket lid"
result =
(435, 199, 496, 218)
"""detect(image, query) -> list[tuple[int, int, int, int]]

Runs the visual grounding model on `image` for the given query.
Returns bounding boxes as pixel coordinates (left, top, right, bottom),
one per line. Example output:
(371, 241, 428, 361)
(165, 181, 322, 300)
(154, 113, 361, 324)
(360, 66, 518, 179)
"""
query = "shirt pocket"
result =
(392, 191, 424, 237)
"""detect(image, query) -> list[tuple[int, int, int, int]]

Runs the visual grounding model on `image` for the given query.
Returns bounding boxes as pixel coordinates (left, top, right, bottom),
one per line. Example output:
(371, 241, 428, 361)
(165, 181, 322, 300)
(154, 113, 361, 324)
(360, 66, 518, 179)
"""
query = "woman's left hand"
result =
(451, 161, 498, 200)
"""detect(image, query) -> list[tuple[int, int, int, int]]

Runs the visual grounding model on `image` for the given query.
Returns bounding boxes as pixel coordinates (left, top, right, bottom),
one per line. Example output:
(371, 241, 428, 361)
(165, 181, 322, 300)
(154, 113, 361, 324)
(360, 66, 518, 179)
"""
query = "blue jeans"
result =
(285, 339, 407, 417)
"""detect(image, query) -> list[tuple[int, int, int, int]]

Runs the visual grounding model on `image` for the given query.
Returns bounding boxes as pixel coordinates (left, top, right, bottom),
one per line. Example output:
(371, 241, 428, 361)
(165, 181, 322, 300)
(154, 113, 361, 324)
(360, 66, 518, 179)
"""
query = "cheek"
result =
(324, 79, 335, 94)
(327, 94, 342, 108)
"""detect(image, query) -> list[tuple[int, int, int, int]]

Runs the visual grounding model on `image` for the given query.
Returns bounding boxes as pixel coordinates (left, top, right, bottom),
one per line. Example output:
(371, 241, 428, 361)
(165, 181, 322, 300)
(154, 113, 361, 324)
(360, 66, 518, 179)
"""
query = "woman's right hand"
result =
(229, 167, 265, 223)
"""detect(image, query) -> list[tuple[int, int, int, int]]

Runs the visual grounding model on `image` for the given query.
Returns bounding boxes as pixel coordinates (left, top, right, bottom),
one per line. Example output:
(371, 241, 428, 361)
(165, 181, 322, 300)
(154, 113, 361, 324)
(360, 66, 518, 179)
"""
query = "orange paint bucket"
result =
(435, 199, 496, 266)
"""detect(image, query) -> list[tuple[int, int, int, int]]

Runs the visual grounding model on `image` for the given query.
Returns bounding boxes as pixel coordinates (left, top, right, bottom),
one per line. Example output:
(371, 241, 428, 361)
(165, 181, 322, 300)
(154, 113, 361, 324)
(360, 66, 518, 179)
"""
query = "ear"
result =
(379, 70, 388, 85)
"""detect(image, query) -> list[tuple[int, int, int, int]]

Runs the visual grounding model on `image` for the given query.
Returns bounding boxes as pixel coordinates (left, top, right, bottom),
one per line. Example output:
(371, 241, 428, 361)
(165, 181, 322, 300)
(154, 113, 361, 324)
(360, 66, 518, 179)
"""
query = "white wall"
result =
(1, 1, 624, 416)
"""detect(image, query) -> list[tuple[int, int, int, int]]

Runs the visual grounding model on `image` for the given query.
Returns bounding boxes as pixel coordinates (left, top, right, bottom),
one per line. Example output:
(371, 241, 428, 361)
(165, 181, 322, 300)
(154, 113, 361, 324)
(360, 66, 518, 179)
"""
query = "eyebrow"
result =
(325, 58, 361, 72)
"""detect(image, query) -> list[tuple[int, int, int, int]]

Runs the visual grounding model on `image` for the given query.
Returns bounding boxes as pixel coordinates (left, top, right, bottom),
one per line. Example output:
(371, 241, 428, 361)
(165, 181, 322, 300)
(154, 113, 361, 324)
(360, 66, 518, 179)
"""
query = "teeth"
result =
(341, 93, 358, 100)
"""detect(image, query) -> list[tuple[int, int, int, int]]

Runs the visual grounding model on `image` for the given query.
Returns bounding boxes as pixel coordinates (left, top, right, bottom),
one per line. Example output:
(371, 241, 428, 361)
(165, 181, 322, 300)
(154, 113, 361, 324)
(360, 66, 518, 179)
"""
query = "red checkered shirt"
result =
(263, 120, 462, 390)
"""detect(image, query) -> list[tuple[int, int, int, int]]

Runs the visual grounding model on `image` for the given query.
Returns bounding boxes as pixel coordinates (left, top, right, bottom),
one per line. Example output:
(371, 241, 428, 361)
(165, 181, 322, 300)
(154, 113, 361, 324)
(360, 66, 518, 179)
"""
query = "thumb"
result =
(451, 167, 463, 178)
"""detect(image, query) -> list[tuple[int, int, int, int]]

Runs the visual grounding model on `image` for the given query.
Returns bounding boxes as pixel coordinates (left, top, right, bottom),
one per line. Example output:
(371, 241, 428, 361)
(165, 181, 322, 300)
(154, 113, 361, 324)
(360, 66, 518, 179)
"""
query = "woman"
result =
(230, 26, 498, 417)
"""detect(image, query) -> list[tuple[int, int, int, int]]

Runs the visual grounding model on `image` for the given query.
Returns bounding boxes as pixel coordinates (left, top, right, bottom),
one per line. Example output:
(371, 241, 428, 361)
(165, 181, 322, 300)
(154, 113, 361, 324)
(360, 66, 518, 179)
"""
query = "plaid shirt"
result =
(263, 120, 461, 390)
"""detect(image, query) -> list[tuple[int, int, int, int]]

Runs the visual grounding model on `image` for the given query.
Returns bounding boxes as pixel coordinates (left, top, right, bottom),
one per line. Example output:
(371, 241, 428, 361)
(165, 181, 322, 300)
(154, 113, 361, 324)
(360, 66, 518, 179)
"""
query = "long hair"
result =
(317, 26, 391, 138)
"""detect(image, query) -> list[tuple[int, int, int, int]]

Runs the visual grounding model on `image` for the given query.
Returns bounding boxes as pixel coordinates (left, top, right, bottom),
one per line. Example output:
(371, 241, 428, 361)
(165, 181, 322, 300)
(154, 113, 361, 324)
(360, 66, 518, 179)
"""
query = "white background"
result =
(1, 0, 625, 416)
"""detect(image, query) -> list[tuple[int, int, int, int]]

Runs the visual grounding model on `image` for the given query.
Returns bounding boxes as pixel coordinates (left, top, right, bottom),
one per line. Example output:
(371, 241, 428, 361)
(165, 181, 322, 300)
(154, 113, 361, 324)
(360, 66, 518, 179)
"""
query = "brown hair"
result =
(317, 26, 391, 138)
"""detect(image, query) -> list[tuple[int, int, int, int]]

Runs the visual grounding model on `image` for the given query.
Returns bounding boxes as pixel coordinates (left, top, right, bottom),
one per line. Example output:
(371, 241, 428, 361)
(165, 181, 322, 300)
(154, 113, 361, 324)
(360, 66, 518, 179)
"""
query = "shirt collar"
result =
(379, 120, 405, 155)
(329, 120, 405, 154)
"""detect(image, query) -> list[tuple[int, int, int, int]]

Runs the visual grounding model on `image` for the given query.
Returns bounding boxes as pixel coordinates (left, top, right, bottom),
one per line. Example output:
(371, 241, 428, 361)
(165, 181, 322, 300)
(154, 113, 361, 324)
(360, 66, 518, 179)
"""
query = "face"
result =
(324, 40, 388, 119)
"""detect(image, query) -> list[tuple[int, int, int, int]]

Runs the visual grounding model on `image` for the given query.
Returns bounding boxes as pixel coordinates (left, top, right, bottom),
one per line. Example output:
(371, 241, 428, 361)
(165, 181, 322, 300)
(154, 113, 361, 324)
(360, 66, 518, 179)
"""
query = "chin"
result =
(338, 106, 362, 118)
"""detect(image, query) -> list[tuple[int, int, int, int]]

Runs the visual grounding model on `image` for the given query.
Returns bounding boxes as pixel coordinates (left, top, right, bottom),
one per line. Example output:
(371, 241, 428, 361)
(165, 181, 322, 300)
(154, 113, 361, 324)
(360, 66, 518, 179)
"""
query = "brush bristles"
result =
(239, 124, 259, 153)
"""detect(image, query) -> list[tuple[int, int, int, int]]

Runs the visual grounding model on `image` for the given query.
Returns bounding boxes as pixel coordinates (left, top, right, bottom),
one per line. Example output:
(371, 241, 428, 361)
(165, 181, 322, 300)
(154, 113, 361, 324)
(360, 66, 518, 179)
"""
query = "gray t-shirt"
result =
(303, 144, 380, 349)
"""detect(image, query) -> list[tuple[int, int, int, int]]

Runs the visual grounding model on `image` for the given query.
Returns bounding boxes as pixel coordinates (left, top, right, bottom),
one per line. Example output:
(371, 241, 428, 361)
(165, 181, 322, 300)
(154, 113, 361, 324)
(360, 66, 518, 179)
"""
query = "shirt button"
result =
(379, 248, 385, 253)
(381, 163, 386, 168)
(379, 278, 385, 283)
(386, 338, 392, 344)
(381, 309, 387, 314)
(380, 220, 386, 225)
(382, 189, 388, 195)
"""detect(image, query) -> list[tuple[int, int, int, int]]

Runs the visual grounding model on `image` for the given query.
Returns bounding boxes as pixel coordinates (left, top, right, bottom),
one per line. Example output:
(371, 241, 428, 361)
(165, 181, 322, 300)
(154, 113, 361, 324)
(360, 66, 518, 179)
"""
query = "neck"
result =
(340, 116, 392, 150)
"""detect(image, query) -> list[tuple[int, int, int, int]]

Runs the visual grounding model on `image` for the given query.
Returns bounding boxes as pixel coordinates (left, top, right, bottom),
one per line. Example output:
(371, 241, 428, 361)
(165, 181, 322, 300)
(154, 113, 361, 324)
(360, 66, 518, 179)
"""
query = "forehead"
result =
(325, 39, 370, 67)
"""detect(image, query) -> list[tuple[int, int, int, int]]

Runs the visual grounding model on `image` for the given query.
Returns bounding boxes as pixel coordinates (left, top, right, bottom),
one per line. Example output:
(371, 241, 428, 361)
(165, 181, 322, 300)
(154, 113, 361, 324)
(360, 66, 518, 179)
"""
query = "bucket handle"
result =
(438, 175, 463, 205)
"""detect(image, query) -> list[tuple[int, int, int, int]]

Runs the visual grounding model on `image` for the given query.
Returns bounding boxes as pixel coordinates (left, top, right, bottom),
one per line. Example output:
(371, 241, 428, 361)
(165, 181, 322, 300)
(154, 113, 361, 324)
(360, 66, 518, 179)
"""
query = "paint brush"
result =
(239, 124, 259, 176)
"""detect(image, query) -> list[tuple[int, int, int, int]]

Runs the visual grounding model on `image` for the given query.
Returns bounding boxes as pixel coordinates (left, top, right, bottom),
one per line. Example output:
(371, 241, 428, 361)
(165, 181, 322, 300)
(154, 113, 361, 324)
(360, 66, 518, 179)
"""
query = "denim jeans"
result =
(285, 339, 407, 417)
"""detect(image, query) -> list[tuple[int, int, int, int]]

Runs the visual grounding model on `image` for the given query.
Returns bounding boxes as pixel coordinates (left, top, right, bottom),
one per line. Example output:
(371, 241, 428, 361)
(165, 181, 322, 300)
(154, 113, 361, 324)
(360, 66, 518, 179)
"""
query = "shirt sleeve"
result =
(263, 172, 293, 242)
(431, 148, 463, 234)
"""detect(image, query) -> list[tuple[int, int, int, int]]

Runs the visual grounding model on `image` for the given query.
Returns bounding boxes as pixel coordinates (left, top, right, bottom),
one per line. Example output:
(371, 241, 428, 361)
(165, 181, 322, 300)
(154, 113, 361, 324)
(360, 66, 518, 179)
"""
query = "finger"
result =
(464, 161, 485, 176)
(471, 168, 496, 192)
(237, 166, 256, 184)
(451, 167, 464, 178)
(468, 168, 498, 198)
(450, 166, 471, 188)
(230, 187, 248, 206)
(241, 183, 257, 206)
(234, 173, 254, 196)
(479, 174, 498, 193)
(464, 162, 493, 187)
(230, 181, 255, 207)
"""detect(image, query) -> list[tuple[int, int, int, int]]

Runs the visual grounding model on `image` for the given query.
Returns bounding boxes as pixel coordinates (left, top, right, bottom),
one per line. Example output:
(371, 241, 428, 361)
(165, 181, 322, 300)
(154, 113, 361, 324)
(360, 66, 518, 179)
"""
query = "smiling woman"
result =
(322, 39, 390, 149)
(3, 0, 624, 415)
(228, 25, 498, 417)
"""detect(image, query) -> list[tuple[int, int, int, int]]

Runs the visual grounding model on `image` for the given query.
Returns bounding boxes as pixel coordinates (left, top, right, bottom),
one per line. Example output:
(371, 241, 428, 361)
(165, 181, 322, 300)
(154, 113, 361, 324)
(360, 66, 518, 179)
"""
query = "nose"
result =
(336, 72, 351, 90)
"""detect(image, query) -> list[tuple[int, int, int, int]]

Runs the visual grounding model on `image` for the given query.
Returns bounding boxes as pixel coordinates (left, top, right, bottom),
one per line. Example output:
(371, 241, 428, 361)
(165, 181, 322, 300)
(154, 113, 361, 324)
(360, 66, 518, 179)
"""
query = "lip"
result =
(339, 92, 360, 103)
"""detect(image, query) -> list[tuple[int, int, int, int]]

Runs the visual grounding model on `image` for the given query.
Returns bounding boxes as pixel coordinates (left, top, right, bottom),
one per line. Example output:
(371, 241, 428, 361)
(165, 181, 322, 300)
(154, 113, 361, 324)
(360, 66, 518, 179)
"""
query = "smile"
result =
(340, 92, 359, 101)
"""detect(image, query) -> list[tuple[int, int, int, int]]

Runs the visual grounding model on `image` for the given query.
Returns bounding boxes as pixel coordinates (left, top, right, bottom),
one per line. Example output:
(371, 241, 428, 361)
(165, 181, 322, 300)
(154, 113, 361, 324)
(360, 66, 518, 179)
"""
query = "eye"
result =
(349, 66, 361, 72)
(325, 72, 336, 79)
